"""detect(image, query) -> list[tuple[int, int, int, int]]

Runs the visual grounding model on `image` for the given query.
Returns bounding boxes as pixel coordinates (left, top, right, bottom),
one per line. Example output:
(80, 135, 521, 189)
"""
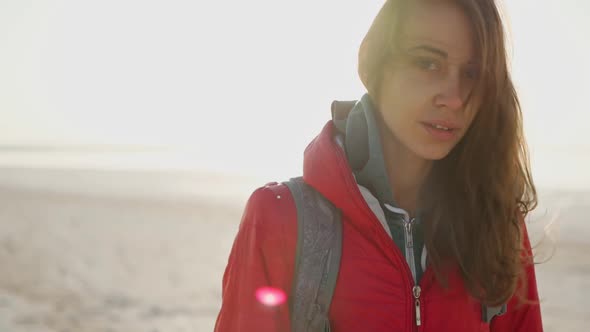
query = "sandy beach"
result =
(0, 168, 588, 331)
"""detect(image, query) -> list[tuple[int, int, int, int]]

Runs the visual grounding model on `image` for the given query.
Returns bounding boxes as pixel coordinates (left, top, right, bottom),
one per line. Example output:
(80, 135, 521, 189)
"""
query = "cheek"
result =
(383, 98, 429, 135)
(378, 96, 415, 134)
(378, 77, 430, 123)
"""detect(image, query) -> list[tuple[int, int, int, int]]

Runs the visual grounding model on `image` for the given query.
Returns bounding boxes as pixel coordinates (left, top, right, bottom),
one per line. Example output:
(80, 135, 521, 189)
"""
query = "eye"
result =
(412, 56, 441, 71)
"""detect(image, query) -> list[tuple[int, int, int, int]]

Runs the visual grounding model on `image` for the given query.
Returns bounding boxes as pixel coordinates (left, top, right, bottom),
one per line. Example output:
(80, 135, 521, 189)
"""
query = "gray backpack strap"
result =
(284, 177, 342, 332)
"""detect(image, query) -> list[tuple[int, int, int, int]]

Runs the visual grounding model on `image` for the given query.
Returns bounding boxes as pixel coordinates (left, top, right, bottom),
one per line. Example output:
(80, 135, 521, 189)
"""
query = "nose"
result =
(434, 75, 464, 111)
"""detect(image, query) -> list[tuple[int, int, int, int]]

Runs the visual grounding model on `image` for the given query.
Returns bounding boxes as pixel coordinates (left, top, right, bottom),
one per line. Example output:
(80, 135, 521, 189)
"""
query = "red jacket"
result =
(215, 121, 543, 332)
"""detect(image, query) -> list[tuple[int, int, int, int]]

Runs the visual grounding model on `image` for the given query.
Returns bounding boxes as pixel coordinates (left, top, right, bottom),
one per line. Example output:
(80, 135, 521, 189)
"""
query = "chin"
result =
(414, 145, 454, 161)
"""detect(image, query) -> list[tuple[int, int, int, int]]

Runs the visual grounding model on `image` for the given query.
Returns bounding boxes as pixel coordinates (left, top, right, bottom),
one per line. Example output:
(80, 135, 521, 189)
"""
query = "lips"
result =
(421, 120, 461, 131)
(421, 120, 461, 141)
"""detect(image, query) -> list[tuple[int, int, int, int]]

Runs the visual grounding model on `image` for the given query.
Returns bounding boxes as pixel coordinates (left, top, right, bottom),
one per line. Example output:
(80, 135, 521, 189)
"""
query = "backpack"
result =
(283, 101, 506, 332)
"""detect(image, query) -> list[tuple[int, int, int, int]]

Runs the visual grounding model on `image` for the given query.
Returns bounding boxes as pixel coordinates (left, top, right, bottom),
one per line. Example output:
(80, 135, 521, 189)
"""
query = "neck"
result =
(379, 125, 432, 217)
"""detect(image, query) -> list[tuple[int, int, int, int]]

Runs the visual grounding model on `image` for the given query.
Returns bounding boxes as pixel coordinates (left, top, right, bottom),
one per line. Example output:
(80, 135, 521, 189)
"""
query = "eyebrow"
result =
(405, 44, 479, 66)
(407, 45, 448, 58)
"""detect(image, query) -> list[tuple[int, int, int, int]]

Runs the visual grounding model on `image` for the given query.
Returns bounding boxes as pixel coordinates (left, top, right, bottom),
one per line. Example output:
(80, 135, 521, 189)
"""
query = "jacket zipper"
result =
(404, 217, 421, 327)
(404, 218, 417, 284)
(385, 203, 422, 328)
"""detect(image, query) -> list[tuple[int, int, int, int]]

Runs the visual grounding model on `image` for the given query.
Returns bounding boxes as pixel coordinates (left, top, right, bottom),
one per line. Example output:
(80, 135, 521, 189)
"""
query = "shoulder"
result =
(240, 181, 298, 244)
(239, 182, 298, 282)
(246, 182, 294, 206)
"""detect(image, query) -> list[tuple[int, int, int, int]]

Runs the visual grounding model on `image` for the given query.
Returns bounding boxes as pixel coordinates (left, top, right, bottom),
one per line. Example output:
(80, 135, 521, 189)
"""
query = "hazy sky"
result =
(1, 0, 589, 187)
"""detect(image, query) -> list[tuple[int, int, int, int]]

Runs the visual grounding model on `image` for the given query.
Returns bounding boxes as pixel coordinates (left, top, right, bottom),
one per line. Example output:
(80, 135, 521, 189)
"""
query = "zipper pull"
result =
(413, 286, 422, 326)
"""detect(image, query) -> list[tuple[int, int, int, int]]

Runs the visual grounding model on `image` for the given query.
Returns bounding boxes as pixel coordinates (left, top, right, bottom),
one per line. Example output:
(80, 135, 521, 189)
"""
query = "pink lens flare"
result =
(255, 287, 287, 306)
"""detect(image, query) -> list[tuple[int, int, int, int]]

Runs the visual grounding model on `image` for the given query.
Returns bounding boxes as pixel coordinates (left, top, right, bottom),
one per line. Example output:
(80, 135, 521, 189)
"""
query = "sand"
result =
(0, 168, 587, 331)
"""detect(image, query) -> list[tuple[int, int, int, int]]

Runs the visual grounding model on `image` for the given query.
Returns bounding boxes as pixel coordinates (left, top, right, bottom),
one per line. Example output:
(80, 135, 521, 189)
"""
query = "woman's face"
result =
(376, 0, 480, 160)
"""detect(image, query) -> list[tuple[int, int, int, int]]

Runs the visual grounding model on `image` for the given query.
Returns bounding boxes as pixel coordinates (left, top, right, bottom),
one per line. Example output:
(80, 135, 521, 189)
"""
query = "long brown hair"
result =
(359, 0, 537, 306)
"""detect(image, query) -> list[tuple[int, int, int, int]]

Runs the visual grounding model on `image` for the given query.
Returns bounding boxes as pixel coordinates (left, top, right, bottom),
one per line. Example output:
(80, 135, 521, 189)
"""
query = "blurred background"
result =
(0, 0, 588, 331)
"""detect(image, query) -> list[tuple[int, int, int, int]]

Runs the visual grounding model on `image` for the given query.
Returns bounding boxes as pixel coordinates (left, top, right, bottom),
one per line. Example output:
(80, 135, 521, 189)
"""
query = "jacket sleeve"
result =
(490, 221, 543, 331)
(215, 185, 297, 332)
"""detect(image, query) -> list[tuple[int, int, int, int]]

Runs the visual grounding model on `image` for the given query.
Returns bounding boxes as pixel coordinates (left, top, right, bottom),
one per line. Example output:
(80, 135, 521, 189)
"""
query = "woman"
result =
(215, 0, 542, 331)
